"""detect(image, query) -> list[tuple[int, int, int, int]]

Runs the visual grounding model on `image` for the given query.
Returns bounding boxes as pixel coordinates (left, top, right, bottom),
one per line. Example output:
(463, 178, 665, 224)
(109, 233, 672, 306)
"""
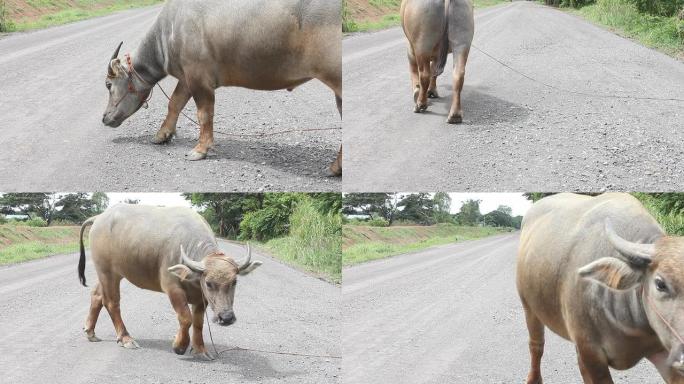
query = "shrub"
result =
(0, 214, 6, 224)
(23, 217, 47, 227)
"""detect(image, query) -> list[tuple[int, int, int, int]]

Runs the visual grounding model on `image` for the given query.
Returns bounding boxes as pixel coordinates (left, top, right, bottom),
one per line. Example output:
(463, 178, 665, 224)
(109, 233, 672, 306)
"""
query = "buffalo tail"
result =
(78, 216, 96, 287)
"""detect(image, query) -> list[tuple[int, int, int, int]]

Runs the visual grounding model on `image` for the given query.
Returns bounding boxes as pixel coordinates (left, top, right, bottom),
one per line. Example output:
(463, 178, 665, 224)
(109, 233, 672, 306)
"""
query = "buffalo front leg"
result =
(84, 282, 103, 342)
(407, 47, 420, 103)
(329, 93, 342, 177)
(191, 304, 211, 360)
(522, 302, 545, 384)
(446, 45, 470, 124)
(168, 288, 192, 355)
(151, 80, 192, 144)
(100, 275, 139, 349)
(318, 72, 343, 177)
(576, 343, 614, 384)
(186, 84, 215, 161)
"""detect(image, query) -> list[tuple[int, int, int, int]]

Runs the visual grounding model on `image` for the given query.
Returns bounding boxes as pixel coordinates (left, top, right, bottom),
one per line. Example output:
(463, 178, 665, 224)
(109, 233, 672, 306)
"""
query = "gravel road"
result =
(0, 240, 340, 384)
(343, 2, 684, 192)
(0, 6, 341, 192)
(342, 233, 661, 383)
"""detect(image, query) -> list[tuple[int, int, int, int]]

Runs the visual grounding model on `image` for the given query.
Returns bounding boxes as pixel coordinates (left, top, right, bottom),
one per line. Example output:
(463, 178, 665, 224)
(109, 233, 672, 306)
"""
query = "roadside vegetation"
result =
(544, 0, 684, 58)
(0, 0, 162, 32)
(0, 193, 107, 264)
(342, 193, 519, 265)
(525, 193, 684, 235)
(185, 193, 342, 283)
(342, 0, 509, 32)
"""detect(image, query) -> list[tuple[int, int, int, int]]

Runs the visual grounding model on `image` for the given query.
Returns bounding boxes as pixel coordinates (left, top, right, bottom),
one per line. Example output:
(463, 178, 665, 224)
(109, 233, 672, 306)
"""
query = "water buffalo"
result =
(102, 0, 342, 176)
(78, 204, 262, 359)
(400, 0, 473, 123)
(517, 193, 684, 383)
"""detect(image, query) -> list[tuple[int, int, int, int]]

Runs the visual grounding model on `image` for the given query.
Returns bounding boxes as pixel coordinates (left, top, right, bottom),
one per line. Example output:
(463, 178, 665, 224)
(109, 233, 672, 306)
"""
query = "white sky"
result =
(106, 193, 191, 208)
(448, 193, 532, 216)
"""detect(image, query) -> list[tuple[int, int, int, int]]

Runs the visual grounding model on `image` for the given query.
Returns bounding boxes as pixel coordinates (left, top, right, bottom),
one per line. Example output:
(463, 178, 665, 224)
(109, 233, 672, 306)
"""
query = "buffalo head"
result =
(580, 220, 684, 377)
(168, 244, 262, 326)
(102, 41, 151, 127)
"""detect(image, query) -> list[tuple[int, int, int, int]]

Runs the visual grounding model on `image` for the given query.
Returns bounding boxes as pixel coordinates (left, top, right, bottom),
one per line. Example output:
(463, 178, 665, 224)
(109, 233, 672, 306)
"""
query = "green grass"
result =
(573, 0, 684, 57)
(4, 0, 162, 32)
(0, 241, 80, 264)
(343, 0, 510, 33)
(260, 200, 342, 283)
(343, 224, 509, 265)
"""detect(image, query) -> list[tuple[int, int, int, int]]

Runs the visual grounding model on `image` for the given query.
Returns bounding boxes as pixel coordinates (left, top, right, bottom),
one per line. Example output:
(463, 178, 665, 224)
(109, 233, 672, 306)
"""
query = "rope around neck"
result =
(470, 44, 684, 103)
(198, 277, 341, 361)
(154, 82, 340, 138)
(643, 286, 684, 346)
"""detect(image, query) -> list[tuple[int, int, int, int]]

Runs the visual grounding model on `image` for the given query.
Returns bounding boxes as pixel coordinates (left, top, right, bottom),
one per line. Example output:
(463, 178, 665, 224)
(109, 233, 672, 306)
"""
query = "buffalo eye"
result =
(106, 82, 112, 90)
(654, 276, 668, 293)
(205, 281, 216, 290)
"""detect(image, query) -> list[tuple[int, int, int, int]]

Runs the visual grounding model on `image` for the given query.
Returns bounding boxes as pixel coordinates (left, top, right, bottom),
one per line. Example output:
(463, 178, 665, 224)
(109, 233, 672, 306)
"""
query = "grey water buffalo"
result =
(78, 204, 262, 359)
(102, 0, 342, 176)
(400, 0, 473, 123)
(517, 193, 684, 383)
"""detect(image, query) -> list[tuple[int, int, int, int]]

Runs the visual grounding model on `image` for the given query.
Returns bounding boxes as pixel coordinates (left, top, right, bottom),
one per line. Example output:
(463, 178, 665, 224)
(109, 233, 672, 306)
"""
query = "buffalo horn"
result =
(181, 245, 206, 272)
(605, 220, 655, 268)
(239, 243, 252, 271)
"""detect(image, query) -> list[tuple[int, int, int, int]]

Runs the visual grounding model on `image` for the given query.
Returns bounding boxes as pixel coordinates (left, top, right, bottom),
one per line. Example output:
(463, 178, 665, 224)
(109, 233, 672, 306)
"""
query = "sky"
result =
(448, 193, 532, 216)
(106, 193, 191, 208)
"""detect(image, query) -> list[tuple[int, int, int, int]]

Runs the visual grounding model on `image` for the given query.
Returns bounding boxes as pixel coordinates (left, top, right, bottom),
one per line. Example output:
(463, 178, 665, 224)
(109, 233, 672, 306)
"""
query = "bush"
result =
(23, 217, 47, 227)
(0, 214, 6, 224)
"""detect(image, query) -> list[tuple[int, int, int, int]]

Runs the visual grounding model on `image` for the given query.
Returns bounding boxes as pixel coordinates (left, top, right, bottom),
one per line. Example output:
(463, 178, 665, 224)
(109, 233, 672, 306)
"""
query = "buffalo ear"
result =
(238, 261, 263, 275)
(109, 59, 123, 77)
(168, 264, 201, 282)
(578, 257, 644, 290)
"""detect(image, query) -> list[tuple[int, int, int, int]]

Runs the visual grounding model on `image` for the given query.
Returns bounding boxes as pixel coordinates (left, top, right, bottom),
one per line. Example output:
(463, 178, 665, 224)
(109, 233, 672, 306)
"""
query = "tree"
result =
(343, 193, 399, 224)
(456, 199, 482, 226)
(184, 193, 264, 237)
(0, 193, 51, 219)
(122, 198, 140, 205)
(53, 193, 100, 223)
(496, 205, 513, 216)
(91, 192, 109, 214)
(396, 193, 435, 225)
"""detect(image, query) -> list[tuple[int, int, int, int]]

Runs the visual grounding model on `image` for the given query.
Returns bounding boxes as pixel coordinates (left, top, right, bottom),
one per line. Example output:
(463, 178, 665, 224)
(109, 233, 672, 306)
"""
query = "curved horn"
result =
(111, 41, 123, 61)
(605, 219, 655, 268)
(239, 243, 252, 271)
(180, 245, 206, 272)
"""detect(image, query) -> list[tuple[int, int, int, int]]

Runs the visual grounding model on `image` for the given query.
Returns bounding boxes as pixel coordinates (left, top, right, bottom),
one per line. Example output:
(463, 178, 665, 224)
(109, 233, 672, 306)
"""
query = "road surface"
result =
(342, 233, 661, 383)
(0, 241, 340, 384)
(0, 6, 340, 191)
(343, 2, 684, 191)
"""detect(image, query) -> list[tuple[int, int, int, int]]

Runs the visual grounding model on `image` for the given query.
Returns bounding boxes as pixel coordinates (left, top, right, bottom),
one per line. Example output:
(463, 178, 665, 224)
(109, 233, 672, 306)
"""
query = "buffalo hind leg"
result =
(84, 282, 103, 342)
(318, 72, 342, 177)
(576, 343, 614, 384)
(447, 45, 469, 124)
(152, 79, 192, 144)
(427, 61, 440, 99)
(414, 54, 432, 113)
(101, 275, 138, 349)
(168, 288, 192, 355)
(522, 302, 545, 384)
(407, 47, 420, 103)
(191, 304, 211, 360)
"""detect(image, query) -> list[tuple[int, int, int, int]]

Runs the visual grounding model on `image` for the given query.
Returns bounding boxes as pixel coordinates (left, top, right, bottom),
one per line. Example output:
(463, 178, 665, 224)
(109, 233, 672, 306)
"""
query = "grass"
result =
(2, 0, 162, 32)
(343, 0, 510, 33)
(0, 223, 82, 265)
(572, 0, 684, 57)
(343, 224, 510, 265)
(260, 200, 342, 283)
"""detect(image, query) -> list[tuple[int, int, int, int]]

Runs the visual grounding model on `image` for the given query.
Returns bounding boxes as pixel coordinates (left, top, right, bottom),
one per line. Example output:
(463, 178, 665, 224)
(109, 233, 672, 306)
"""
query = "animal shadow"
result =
(427, 85, 531, 125)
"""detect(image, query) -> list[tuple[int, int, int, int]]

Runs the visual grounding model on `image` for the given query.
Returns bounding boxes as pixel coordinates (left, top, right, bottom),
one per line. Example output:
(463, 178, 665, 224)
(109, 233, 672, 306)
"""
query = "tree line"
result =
(343, 193, 522, 229)
(544, 0, 683, 17)
(0, 193, 109, 226)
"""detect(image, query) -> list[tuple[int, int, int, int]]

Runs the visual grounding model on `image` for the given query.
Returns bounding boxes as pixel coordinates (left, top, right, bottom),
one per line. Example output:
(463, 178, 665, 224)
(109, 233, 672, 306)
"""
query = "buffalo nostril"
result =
(219, 312, 236, 325)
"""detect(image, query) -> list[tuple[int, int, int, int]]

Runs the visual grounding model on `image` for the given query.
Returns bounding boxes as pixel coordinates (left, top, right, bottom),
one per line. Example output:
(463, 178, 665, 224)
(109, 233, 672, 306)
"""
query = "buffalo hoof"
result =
(186, 149, 207, 161)
(86, 334, 102, 342)
(151, 131, 174, 144)
(173, 346, 188, 355)
(118, 338, 140, 349)
(427, 90, 439, 99)
(413, 88, 419, 103)
(447, 114, 463, 124)
(413, 104, 428, 113)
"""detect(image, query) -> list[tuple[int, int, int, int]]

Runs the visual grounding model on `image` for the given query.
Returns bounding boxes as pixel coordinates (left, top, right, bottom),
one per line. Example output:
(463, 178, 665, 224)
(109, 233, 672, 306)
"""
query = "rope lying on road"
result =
(155, 83, 341, 137)
(470, 43, 684, 103)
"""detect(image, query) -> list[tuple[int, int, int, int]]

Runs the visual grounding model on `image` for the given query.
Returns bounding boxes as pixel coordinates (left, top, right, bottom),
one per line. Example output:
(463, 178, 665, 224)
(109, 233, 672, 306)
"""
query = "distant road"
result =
(0, 240, 340, 383)
(0, 6, 340, 191)
(343, 2, 684, 191)
(343, 233, 660, 383)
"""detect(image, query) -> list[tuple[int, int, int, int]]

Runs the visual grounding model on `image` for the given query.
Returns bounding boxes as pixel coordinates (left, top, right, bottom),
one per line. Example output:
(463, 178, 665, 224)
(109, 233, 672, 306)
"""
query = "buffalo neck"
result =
(132, 25, 167, 86)
(595, 283, 654, 338)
